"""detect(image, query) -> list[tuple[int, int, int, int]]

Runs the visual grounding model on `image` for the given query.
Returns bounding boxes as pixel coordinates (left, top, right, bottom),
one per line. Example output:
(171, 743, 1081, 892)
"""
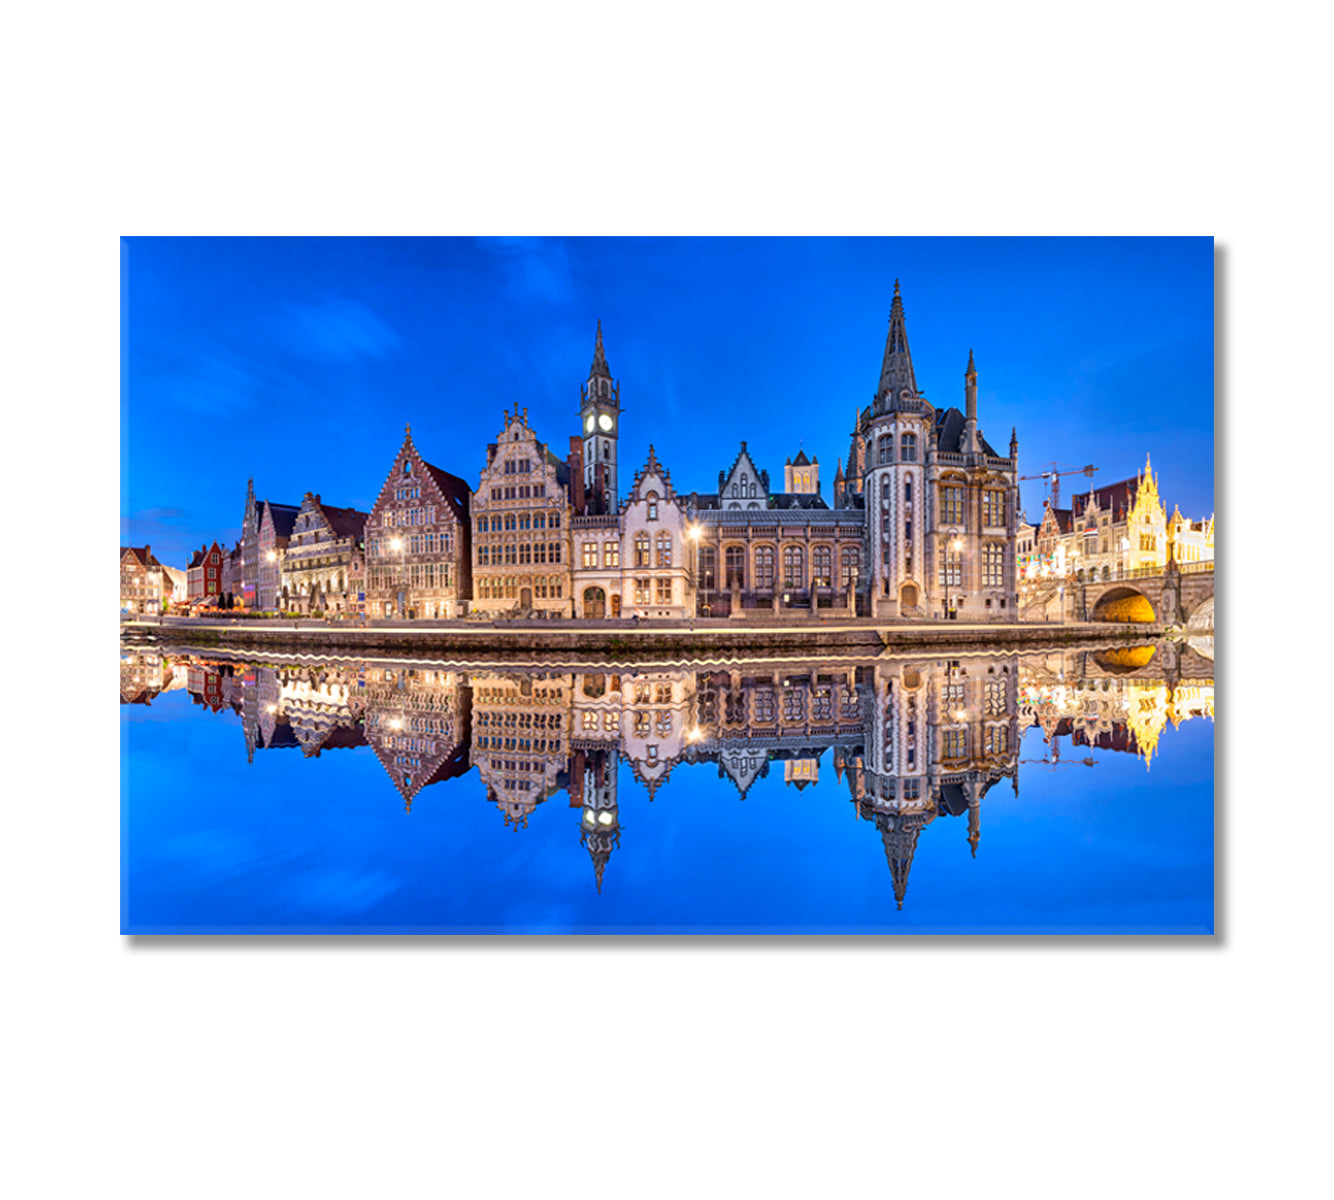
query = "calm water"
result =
(120, 639, 1214, 934)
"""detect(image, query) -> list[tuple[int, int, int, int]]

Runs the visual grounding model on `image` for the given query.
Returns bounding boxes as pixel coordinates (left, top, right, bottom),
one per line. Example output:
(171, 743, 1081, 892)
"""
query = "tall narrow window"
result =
(878, 434, 892, 464)
(656, 533, 672, 567)
(754, 546, 775, 590)
(900, 433, 917, 461)
(725, 546, 746, 590)
(783, 545, 804, 589)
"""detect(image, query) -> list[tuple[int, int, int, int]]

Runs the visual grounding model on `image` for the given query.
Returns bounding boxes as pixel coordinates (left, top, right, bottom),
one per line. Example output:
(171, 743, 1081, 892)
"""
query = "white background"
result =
(5, 3, 1325, 1197)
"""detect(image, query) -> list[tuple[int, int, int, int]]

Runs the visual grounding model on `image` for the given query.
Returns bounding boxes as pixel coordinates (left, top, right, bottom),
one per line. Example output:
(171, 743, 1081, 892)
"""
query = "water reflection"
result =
(121, 639, 1213, 913)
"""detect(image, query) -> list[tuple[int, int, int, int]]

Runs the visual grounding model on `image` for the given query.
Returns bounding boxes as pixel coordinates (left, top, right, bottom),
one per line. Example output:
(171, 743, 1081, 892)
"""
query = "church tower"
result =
(579, 321, 621, 514)
(864, 282, 935, 618)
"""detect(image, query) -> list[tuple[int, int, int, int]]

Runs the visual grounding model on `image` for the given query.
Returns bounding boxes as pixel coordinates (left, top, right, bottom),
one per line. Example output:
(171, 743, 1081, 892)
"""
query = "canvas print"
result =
(120, 236, 1214, 934)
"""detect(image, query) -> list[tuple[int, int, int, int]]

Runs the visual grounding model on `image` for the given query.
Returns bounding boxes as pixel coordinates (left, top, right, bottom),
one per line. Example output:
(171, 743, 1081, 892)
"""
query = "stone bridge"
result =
(1069, 562, 1213, 629)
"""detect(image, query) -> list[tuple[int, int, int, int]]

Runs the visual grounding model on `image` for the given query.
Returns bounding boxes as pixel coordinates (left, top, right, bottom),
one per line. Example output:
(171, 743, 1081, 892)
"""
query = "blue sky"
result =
(121, 237, 1214, 567)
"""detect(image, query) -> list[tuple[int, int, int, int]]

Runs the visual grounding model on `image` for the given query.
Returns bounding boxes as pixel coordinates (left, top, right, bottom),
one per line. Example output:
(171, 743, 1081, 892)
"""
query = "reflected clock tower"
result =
(581, 320, 621, 513)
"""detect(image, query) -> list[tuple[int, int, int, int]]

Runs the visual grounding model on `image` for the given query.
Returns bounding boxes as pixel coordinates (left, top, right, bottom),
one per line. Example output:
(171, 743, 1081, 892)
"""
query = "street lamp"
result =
(686, 522, 704, 624)
(946, 529, 963, 620)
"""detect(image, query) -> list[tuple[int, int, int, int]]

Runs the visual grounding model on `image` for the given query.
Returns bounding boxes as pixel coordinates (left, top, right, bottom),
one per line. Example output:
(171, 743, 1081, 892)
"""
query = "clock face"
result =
(584, 414, 595, 434)
(598, 413, 614, 432)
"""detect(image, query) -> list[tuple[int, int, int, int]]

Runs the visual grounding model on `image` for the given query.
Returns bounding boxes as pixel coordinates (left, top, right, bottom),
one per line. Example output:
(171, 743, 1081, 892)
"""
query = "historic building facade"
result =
(365, 427, 472, 619)
(570, 448, 694, 619)
(257, 500, 300, 610)
(842, 286, 1021, 620)
(120, 545, 165, 615)
(470, 408, 572, 617)
(280, 492, 369, 615)
(186, 541, 224, 605)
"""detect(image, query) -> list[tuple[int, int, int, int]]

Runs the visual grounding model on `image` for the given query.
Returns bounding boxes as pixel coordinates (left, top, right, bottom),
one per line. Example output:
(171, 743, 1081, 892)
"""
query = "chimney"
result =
(568, 436, 586, 514)
(568, 749, 586, 807)
(593, 463, 608, 515)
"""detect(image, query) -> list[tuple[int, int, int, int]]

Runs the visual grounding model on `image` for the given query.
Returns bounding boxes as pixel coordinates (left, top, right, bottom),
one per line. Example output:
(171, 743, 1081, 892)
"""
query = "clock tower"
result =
(580, 320, 621, 513)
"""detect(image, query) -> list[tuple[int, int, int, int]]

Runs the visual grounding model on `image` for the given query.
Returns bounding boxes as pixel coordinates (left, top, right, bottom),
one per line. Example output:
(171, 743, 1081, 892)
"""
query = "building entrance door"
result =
(610, 594, 621, 618)
(520, 587, 532, 609)
(584, 587, 606, 619)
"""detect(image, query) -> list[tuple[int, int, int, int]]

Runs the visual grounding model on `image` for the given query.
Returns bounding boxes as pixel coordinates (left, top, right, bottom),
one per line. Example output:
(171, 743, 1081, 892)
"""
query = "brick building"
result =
(365, 426, 471, 619)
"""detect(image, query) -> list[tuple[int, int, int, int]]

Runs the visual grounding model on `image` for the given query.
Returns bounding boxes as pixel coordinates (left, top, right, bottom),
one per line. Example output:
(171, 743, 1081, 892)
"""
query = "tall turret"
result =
(964, 349, 979, 454)
(875, 280, 920, 411)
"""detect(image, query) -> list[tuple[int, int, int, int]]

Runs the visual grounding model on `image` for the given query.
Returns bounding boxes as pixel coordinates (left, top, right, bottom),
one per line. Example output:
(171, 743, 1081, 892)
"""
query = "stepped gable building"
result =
(365, 426, 472, 619)
(572, 446, 694, 619)
(1064, 453, 1168, 579)
(841, 283, 1021, 620)
(120, 545, 165, 615)
(471, 406, 572, 617)
(280, 492, 370, 615)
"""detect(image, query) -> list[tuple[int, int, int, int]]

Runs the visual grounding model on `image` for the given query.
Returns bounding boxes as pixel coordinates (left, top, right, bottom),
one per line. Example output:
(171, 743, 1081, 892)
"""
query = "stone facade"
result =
(258, 501, 300, 610)
(571, 448, 694, 619)
(365, 427, 472, 619)
(843, 292, 1021, 621)
(280, 491, 370, 615)
(470, 408, 572, 617)
(120, 545, 165, 615)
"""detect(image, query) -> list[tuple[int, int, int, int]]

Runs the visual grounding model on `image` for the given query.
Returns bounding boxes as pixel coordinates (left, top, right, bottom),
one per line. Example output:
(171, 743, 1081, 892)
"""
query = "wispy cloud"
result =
(131, 333, 310, 417)
(283, 297, 401, 363)
(475, 237, 577, 307)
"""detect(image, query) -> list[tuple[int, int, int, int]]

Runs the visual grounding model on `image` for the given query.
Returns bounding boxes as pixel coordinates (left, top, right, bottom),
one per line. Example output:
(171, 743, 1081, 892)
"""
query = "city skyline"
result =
(121, 237, 1215, 566)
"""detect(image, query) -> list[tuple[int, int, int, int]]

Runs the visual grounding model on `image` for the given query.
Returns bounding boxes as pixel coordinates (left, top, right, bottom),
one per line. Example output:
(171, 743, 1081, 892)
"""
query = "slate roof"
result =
(263, 502, 301, 540)
(421, 461, 473, 523)
(933, 406, 1002, 457)
(319, 503, 370, 541)
(121, 546, 162, 568)
(1070, 478, 1139, 520)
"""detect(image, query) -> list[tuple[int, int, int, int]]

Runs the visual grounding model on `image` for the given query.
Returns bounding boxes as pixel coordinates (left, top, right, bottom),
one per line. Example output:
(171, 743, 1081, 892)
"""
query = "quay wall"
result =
(121, 616, 1167, 663)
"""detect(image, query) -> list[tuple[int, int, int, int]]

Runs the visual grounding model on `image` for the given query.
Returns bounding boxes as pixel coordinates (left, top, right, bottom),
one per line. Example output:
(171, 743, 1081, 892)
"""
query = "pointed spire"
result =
(590, 319, 611, 379)
(876, 280, 919, 406)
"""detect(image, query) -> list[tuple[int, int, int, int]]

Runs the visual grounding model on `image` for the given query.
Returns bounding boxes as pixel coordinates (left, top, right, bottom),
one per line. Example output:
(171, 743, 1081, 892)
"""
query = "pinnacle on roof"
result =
(877, 279, 919, 402)
(589, 319, 611, 379)
(967, 347, 976, 374)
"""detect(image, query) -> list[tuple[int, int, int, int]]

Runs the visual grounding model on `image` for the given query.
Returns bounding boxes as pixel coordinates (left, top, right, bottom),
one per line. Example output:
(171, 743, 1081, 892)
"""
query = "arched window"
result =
(783, 545, 804, 589)
(812, 545, 832, 587)
(882, 478, 892, 501)
(725, 546, 746, 590)
(646, 492, 659, 521)
(755, 546, 775, 590)
(878, 434, 892, 464)
(656, 533, 672, 567)
(901, 433, 917, 461)
(905, 478, 913, 504)
(841, 547, 860, 588)
(634, 533, 651, 567)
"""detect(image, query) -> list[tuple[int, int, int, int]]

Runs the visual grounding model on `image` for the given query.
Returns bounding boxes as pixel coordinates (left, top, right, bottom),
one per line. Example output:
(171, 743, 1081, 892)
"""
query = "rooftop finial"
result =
(405, 421, 411, 437)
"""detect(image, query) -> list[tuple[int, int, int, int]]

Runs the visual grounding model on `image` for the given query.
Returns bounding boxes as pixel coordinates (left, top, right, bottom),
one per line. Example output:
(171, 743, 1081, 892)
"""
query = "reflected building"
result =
(468, 673, 571, 828)
(120, 650, 174, 705)
(1018, 642, 1214, 770)
(135, 640, 1209, 910)
(362, 664, 471, 811)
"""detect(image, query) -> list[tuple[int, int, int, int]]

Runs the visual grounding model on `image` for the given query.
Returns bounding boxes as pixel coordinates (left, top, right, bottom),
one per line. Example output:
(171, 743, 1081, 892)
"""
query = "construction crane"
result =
(1019, 461, 1098, 510)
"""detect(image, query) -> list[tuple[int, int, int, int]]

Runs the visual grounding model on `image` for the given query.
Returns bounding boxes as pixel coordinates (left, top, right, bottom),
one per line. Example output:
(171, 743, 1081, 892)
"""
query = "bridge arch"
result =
(1090, 586, 1157, 623)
